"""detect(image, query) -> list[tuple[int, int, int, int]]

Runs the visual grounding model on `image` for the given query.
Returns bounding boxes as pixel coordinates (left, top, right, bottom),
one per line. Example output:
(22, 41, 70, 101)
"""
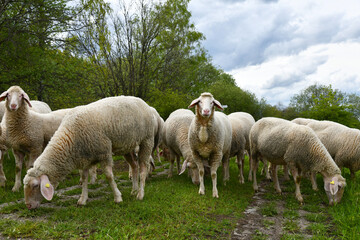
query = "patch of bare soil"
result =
(231, 178, 325, 240)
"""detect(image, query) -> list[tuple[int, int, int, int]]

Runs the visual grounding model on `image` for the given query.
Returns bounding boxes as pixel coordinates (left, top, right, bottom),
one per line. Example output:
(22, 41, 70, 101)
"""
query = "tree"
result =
(75, 0, 205, 100)
(290, 84, 360, 128)
(289, 84, 345, 113)
(208, 76, 262, 119)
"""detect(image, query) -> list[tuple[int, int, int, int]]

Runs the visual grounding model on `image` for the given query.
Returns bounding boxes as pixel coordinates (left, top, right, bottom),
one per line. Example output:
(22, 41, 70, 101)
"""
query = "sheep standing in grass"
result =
(293, 118, 360, 182)
(0, 100, 51, 187)
(228, 112, 255, 184)
(0, 86, 74, 191)
(128, 106, 164, 179)
(161, 109, 199, 183)
(250, 117, 346, 205)
(24, 96, 155, 209)
(188, 93, 232, 198)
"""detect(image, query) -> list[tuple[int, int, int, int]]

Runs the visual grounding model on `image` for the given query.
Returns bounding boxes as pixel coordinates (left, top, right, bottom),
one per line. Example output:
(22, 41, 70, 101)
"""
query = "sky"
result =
(188, 0, 360, 105)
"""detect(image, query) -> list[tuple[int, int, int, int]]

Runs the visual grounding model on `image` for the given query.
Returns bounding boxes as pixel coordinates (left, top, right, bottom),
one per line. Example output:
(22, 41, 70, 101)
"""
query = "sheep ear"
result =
(21, 92, 32, 107)
(0, 91, 8, 102)
(179, 160, 188, 175)
(324, 177, 339, 195)
(213, 99, 224, 110)
(40, 175, 54, 201)
(329, 177, 339, 195)
(188, 98, 200, 108)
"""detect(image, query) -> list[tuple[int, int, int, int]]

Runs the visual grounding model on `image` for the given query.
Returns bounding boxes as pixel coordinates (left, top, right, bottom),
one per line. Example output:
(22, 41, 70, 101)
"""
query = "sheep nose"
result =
(26, 203, 32, 209)
(203, 109, 210, 115)
(10, 104, 17, 110)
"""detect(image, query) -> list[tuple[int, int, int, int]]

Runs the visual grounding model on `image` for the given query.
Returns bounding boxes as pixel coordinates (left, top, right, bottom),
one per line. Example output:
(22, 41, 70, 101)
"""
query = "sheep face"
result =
(0, 86, 32, 111)
(188, 92, 223, 118)
(24, 174, 54, 210)
(324, 175, 346, 205)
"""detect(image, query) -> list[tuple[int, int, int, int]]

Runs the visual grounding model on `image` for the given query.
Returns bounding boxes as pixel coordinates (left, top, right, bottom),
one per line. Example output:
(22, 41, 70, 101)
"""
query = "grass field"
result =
(0, 152, 359, 239)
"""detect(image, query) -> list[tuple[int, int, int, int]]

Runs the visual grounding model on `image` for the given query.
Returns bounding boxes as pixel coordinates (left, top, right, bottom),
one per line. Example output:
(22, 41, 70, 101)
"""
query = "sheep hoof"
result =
(198, 189, 205, 195)
(77, 198, 87, 206)
(0, 180, 5, 188)
(114, 196, 123, 203)
(136, 190, 144, 200)
(12, 185, 21, 192)
(239, 178, 245, 184)
(212, 192, 219, 198)
(131, 189, 138, 196)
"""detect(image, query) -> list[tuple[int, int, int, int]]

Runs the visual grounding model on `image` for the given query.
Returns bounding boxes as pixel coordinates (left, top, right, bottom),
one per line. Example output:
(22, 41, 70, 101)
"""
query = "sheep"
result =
(0, 99, 52, 188)
(127, 106, 164, 179)
(227, 112, 256, 183)
(293, 118, 360, 181)
(250, 117, 346, 205)
(0, 86, 74, 191)
(160, 109, 199, 183)
(23, 95, 155, 209)
(188, 93, 232, 198)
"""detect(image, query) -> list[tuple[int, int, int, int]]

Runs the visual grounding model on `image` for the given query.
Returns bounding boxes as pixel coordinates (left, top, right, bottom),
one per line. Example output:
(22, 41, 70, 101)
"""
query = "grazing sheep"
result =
(293, 118, 360, 180)
(161, 109, 199, 184)
(228, 112, 255, 183)
(23, 96, 155, 209)
(188, 93, 232, 198)
(250, 117, 346, 205)
(0, 86, 74, 191)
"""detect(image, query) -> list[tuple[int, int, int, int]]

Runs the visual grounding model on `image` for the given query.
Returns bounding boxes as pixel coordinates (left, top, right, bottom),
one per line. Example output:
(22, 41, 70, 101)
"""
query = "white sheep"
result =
(0, 98, 52, 188)
(293, 118, 360, 180)
(23, 96, 155, 209)
(127, 106, 164, 179)
(250, 117, 346, 205)
(228, 112, 255, 184)
(0, 86, 74, 191)
(188, 93, 232, 198)
(161, 109, 199, 184)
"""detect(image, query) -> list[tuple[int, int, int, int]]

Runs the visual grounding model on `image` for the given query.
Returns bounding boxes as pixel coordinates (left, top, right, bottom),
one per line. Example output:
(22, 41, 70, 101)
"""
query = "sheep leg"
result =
(78, 168, 89, 205)
(310, 172, 318, 191)
(211, 155, 222, 198)
(248, 155, 253, 182)
(271, 164, 281, 193)
(27, 150, 41, 170)
(176, 155, 181, 174)
(0, 150, 6, 187)
(290, 167, 303, 204)
(193, 152, 205, 195)
(125, 153, 138, 195)
(283, 164, 290, 181)
(222, 154, 230, 185)
(251, 154, 259, 192)
(237, 153, 245, 184)
(89, 165, 97, 184)
(12, 150, 25, 192)
(168, 151, 175, 178)
(104, 164, 123, 203)
(137, 139, 153, 200)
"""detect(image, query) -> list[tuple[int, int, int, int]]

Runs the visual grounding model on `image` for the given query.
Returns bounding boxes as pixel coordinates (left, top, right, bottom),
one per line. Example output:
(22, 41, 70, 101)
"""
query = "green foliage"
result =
(208, 77, 262, 118)
(290, 84, 360, 128)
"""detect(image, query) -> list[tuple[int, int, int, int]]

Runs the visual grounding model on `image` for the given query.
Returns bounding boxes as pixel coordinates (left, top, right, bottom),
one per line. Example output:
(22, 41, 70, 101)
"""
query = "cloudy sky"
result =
(188, 0, 360, 105)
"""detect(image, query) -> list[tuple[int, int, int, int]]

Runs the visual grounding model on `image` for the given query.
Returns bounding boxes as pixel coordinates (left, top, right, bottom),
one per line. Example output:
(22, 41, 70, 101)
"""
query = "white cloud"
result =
(189, 0, 360, 105)
(230, 42, 360, 105)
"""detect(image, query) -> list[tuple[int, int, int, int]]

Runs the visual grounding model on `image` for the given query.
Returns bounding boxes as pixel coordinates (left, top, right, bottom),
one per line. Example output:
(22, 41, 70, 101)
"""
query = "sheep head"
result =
(23, 173, 54, 210)
(188, 92, 223, 118)
(323, 174, 346, 205)
(0, 86, 32, 111)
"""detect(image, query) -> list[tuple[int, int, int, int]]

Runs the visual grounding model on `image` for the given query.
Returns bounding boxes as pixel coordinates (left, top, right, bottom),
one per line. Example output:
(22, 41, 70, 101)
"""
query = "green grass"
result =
(328, 170, 360, 239)
(260, 202, 278, 217)
(0, 155, 254, 239)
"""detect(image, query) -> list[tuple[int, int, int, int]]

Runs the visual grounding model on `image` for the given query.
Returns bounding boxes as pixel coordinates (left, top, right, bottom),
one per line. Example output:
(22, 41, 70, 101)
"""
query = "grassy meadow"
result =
(0, 151, 359, 239)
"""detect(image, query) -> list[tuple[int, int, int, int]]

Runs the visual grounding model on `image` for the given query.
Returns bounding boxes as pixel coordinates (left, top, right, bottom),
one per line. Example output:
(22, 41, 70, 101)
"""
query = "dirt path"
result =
(231, 177, 333, 240)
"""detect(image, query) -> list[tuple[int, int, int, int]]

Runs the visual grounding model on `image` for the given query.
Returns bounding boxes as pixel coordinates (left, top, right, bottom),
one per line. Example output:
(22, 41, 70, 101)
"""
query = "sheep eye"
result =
(32, 183, 39, 189)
